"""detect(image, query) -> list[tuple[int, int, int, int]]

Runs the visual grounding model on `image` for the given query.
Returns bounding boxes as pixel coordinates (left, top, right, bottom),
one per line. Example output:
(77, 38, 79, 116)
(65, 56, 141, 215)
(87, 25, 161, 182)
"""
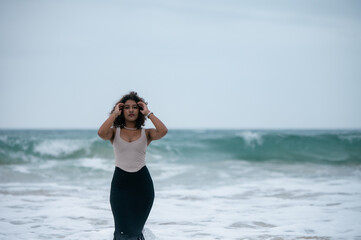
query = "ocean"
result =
(0, 129, 361, 240)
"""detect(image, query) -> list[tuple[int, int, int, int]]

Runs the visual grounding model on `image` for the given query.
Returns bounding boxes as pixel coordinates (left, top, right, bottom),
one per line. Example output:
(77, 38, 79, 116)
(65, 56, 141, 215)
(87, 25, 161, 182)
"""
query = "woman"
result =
(98, 91, 168, 240)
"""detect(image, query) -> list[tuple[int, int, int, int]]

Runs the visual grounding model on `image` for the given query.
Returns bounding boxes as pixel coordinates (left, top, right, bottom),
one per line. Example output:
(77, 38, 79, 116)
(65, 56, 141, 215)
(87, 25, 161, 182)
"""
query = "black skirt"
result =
(110, 166, 154, 240)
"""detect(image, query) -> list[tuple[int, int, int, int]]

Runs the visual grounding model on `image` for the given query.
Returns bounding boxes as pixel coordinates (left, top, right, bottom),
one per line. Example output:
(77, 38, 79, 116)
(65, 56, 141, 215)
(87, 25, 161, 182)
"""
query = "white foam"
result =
(64, 228, 113, 240)
(77, 158, 112, 172)
(0, 135, 8, 142)
(1, 160, 361, 239)
(236, 131, 263, 147)
(62, 227, 156, 240)
(34, 139, 88, 156)
(150, 162, 191, 181)
(12, 165, 30, 173)
(338, 134, 361, 143)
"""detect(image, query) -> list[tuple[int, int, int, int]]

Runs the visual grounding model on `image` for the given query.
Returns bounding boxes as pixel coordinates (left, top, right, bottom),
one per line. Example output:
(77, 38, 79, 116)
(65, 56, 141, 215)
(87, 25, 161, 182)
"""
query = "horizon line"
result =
(1, 127, 361, 131)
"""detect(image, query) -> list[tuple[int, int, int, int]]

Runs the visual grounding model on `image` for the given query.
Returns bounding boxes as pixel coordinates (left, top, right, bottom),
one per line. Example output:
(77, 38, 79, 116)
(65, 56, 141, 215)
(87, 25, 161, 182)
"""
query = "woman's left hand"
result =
(137, 101, 150, 115)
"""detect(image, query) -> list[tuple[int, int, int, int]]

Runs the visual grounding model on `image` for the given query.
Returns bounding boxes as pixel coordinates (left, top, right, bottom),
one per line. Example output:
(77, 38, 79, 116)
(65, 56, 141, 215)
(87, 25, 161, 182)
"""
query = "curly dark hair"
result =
(110, 91, 147, 129)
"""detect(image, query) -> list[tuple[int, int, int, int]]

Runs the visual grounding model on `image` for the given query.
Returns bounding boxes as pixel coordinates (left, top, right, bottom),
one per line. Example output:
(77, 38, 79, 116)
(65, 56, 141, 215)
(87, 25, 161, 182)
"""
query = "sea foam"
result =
(1, 129, 361, 239)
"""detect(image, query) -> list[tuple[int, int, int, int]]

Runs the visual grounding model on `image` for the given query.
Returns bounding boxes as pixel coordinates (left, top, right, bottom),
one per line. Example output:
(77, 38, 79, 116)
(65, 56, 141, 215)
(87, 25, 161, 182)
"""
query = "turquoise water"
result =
(1, 129, 361, 239)
(1, 129, 360, 164)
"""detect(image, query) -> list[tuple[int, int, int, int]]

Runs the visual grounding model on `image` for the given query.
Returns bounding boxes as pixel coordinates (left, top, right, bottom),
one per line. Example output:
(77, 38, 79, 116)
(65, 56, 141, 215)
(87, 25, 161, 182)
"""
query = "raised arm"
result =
(137, 102, 168, 142)
(98, 103, 123, 140)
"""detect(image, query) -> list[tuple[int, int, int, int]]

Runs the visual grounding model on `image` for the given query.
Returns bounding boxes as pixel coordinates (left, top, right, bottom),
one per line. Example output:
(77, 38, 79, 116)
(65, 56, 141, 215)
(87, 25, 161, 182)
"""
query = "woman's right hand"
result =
(113, 103, 124, 117)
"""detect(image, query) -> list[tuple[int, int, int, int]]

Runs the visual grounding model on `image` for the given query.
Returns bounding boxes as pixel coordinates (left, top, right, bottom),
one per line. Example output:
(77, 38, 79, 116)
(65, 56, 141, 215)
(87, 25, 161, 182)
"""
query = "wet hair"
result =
(110, 91, 147, 129)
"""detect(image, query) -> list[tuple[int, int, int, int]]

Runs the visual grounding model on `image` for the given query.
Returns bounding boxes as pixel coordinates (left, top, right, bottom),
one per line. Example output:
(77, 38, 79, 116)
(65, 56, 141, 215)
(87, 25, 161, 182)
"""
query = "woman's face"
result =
(122, 99, 139, 122)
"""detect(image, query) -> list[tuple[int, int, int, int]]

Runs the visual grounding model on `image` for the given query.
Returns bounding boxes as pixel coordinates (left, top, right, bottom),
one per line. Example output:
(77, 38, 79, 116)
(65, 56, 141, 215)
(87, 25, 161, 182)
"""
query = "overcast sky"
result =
(1, 0, 360, 129)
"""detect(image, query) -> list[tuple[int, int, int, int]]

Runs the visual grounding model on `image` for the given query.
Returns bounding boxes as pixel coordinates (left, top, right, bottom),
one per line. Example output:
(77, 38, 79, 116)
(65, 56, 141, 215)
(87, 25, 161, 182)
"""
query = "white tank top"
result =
(112, 128, 147, 172)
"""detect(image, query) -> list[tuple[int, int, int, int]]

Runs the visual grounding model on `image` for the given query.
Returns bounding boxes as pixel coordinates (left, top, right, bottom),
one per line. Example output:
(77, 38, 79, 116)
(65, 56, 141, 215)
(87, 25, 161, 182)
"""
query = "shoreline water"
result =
(1, 129, 361, 239)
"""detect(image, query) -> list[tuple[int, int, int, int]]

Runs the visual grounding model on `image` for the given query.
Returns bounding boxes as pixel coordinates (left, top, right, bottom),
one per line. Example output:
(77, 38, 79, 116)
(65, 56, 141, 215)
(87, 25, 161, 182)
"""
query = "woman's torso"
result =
(112, 128, 147, 172)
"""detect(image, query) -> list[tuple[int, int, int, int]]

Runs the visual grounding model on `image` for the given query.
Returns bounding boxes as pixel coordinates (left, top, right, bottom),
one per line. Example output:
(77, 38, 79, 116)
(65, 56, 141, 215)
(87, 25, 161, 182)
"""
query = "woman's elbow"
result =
(162, 127, 168, 137)
(97, 129, 104, 139)
(98, 129, 109, 140)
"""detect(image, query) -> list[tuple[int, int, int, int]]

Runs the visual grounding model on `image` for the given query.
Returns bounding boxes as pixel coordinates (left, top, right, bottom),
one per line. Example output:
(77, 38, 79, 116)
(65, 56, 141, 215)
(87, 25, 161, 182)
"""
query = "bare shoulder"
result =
(145, 128, 167, 142)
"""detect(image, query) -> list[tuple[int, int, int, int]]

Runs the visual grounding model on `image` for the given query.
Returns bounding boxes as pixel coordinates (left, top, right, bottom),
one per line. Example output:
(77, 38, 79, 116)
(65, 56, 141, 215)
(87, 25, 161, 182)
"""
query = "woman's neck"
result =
(124, 121, 136, 129)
